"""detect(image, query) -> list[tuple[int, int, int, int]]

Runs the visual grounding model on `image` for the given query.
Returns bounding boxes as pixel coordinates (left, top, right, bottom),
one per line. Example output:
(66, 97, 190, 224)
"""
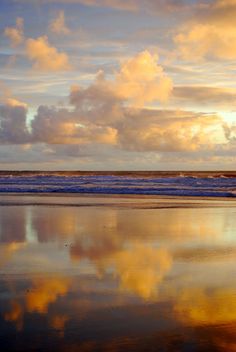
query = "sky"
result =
(0, 0, 236, 170)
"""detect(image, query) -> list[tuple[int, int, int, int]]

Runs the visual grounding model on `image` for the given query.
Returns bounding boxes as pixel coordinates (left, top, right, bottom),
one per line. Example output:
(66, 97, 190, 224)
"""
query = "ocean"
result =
(0, 171, 236, 197)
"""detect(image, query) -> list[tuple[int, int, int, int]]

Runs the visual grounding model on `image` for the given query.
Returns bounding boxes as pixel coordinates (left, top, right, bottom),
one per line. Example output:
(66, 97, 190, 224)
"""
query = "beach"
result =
(2, 0, 236, 349)
(0, 193, 236, 351)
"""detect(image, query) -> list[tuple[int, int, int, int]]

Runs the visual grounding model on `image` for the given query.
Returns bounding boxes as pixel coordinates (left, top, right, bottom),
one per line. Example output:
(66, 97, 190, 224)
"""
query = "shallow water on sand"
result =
(0, 195, 236, 351)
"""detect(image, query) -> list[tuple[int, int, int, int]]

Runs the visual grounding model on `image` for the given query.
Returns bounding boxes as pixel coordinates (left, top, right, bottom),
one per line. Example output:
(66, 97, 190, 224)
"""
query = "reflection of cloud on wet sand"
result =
(32, 206, 235, 248)
(173, 245, 236, 262)
(174, 287, 236, 351)
(26, 278, 69, 313)
(4, 301, 24, 331)
(70, 236, 121, 263)
(32, 207, 78, 242)
(215, 340, 236, 352)
(72, 243, 172, 299)
(49, 314, 68, 337)
(0, 207, 27, 243)
(0, 243, 26, 269)
(110, 246, 172, 299)
(175, 288, 236, 326)
(4, 277, 70, 332)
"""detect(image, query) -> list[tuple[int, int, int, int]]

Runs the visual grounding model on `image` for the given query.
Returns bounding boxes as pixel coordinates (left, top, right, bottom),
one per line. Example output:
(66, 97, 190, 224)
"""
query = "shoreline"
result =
(0, 193, 236, 208)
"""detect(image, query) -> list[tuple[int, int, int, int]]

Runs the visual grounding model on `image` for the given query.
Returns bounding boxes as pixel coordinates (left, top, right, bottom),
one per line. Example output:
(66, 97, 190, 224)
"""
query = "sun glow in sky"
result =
(0, 0, 236, 170)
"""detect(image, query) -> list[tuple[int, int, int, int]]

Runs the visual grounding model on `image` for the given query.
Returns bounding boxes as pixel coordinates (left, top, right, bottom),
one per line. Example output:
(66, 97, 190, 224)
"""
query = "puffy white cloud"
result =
(49, 10, 70, 35)
(4, 17, 24, 47)
(25, 36, 71, 71)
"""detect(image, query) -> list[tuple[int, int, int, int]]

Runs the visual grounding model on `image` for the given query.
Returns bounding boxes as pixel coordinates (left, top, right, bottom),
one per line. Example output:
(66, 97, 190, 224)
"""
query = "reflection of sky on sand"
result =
(26, 278, 69, 314)
(94, 246, 172, 299)
(175, 287, 236, 326)
(4, 277, 70, 332)
(0, 198, 236, 350)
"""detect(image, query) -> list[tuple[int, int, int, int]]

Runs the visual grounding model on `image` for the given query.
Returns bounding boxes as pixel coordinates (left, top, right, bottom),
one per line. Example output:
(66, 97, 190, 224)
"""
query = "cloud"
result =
(0, 52, 229, 158)
(4, 17, 24, 47)
(6, 98, 28, 108)
(29, 105, 223, 154)
(0, 81, 28, 109)
(25, 36, 71, 71)
(173, 86, 236, 109)
(175, 0, 236, 60)
(30, 0, 138, 11)
(49, 10, 70, 35)
(31, 105, 117, 145)
(71, 50, 173, 107)
(206, 0, 236, 24)
(223, 122, 236, 141)
(113, 51, 173, 105)
(116, 109, 224, 152)
(3, 17, 70, 71)
(0, 103, 30, 144)
(175, 24, 236, 61)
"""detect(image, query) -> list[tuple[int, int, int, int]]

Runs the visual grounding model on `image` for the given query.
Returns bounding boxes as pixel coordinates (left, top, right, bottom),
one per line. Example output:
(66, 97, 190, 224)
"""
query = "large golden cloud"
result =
(0, 51, 228, 155)
(113, 51, 173, 105)
(71, 50, 173, 107)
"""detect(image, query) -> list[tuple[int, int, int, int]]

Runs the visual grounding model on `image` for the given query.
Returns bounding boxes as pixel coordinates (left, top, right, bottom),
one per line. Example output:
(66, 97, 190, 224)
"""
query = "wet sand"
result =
(0, 195, 236, 351)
